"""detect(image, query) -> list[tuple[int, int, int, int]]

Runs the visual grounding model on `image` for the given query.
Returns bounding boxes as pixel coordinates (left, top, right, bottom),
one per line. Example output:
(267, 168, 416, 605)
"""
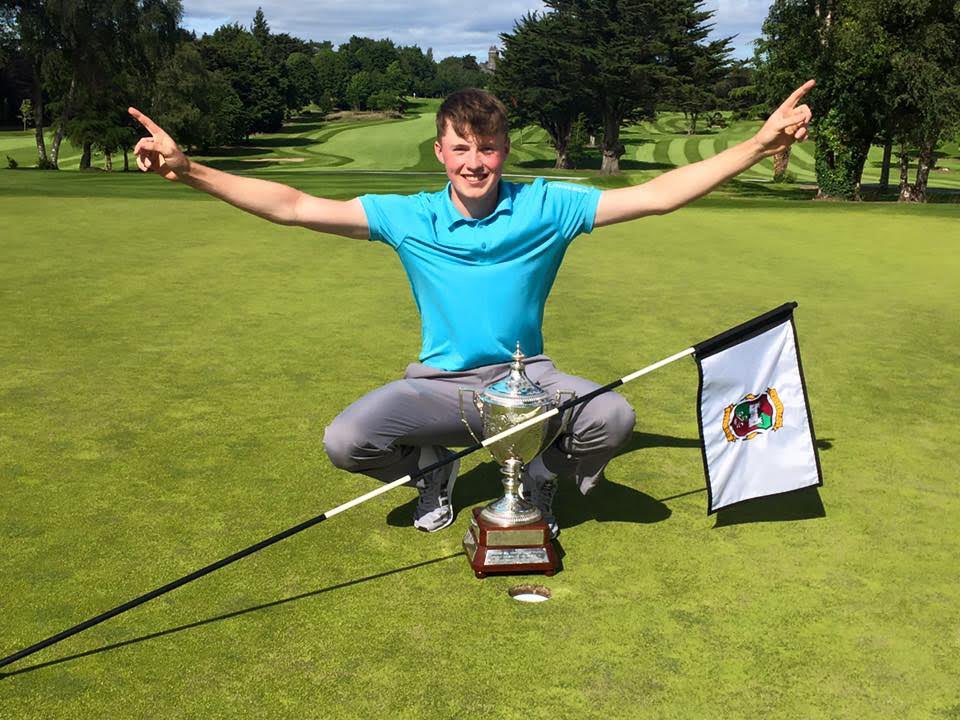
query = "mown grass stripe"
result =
(683, 137, 703, 164)
(698, 138, 716, 162)
(652, 140, 674, 168)
(667, 138, 688, 168)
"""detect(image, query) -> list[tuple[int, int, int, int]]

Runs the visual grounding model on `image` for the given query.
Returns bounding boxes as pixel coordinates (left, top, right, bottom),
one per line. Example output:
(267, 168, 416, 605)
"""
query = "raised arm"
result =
(594, 80, 815, 228)
(128, 107, 369, 240)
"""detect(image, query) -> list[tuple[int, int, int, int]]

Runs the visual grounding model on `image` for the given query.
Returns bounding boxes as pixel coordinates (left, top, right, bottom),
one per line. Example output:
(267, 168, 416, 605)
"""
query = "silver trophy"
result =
(459, 343, 572, 528)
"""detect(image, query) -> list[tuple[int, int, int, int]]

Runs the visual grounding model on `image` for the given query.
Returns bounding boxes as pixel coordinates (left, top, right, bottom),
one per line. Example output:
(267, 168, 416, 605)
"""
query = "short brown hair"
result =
(435, 88, 509, 141)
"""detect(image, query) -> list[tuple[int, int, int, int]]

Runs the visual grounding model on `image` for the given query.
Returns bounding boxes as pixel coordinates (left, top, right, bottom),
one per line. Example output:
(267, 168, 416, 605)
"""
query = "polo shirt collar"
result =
(439, 180, 514, 230)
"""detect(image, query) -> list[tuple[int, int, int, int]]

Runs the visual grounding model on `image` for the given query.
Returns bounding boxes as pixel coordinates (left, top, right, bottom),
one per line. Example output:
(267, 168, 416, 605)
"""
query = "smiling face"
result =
(434, 121, 510, 214)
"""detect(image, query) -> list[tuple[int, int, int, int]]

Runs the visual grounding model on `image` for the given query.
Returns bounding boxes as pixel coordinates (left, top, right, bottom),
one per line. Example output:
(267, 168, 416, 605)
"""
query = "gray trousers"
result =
(323, 355, 636, 495)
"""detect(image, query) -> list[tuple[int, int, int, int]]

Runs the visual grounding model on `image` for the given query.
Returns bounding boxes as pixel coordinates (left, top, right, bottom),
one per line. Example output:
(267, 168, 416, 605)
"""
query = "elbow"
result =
(285, 192, 307, 227)
(645, 204, 674, 217)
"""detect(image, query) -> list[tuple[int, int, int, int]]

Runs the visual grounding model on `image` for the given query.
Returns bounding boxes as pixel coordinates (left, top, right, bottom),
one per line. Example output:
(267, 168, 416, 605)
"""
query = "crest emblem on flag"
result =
(722, 388, 784, 441)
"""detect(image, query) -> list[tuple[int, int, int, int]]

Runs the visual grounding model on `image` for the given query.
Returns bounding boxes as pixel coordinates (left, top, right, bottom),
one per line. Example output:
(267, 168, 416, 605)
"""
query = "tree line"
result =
(754, 0, 960, 202)
(494, 0, 959, 200)
(0, 3, 488, 168)
(3, 1, 956, 202)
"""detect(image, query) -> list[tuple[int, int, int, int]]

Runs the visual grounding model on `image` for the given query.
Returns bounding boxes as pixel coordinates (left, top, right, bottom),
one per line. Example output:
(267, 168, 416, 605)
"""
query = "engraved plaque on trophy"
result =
(459, 343, 572, 578)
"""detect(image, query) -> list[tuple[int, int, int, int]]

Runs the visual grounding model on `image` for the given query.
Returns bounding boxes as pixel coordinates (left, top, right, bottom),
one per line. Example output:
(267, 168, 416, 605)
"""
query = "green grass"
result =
(1, 108, 959, 719)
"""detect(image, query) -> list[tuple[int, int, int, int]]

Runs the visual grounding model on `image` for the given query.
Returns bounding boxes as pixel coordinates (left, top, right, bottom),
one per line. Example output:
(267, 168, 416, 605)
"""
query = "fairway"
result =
(1, 110, 959, 719)
(6, 98, 960, 192)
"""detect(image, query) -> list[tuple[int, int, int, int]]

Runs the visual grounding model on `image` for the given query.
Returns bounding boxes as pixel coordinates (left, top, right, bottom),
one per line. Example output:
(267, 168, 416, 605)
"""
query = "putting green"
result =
(0, 111, 958, 719)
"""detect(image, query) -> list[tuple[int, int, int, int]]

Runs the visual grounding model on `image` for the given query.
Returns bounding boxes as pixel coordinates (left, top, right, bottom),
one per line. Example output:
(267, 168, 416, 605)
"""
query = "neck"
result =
(450, 182, 500, 219)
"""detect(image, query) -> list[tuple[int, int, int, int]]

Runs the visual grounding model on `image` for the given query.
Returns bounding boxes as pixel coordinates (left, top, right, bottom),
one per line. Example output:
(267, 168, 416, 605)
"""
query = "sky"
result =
(181, 0, 770, 61)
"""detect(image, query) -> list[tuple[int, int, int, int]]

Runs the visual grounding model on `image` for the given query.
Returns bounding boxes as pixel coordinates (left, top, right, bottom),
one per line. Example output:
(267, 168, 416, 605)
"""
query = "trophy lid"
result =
(478, 343, 550, 409)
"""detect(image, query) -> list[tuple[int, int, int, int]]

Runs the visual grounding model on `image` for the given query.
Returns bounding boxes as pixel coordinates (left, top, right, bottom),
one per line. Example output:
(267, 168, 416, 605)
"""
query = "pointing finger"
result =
(780, 79, 816, 111)
(128, 106, 162, 136)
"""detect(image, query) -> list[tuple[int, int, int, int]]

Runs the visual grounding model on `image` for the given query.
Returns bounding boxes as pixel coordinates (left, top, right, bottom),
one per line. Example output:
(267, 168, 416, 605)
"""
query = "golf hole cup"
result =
(458, 343, 572, 578)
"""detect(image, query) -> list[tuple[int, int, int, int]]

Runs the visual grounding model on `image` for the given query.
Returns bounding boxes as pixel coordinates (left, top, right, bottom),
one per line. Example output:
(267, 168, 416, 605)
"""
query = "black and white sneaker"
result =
(521, 457, 559, 539)
(413, 445, 459, 532)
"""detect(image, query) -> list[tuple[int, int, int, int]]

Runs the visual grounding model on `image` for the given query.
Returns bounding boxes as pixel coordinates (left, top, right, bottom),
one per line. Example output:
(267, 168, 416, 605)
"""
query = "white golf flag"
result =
(695, 303, 822, 513)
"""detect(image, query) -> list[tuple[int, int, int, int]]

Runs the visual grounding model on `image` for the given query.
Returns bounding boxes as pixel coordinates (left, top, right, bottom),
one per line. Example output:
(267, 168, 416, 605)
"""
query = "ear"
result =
(504, 136, 511, 157)
(434, 140, 443, 163)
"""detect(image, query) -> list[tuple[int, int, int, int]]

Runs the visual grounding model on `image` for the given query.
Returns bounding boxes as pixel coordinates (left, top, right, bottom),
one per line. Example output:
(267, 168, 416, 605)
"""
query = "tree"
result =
(199, 23, 285, 135)
(398, 45, 434, 97)
(10, 0, 55, 166)
(267, 32, 312, 65)
(19, 97, 32, 130)
(345, 70, 374, 110)
(754, 0, 821, 182)
(543, 0, 678, 175)
(814, 4, 889, 200)
(755, 0, 887, 199)
(865, 0, 960, 202)
(367, 60, 409, 113)
(152, 42, 243, 150)
(313, 45, 349, 109)
(340, 35, 399, 75)
(433, 55, 486, 96)
(285, 51, 319, 112)
(714, 60, 758, 118)
(493, 11, 594, 168)
(662, 4, 733, 134)
(1, 7, 32, 127)
(251, 6, 269, 46)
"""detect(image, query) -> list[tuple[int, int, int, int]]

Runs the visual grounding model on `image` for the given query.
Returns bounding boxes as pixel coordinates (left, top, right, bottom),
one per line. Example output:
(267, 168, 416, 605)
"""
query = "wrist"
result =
(174, 153, 192, 177)
(749, 135, 770, 160)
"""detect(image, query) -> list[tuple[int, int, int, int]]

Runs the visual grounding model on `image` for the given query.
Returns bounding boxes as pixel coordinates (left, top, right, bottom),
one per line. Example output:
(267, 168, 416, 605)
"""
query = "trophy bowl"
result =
(460, 343, 571, 527)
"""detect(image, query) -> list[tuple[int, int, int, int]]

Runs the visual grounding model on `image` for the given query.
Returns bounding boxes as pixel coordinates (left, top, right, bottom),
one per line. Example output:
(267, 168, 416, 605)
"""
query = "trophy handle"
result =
(458, 389, 483, 445)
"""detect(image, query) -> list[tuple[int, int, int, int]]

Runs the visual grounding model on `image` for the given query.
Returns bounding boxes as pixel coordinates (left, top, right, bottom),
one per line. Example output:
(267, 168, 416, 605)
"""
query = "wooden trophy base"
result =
(462, 508, 559, 579)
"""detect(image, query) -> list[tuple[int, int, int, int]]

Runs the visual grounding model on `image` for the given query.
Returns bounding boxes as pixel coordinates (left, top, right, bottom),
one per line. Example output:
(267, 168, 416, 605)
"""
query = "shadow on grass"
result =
(617, 430, 701, 454)
(386, 462, 502, 528)
(722, 179, 819, 201)
(713, 484, 826, 527)
(189, 145, 265, 158)
(561, 478, 671, 530)
(282, 122, 326, 133)
(248, 137, 317, 149)
(203, 159, 299, 173)
(0, 552, 462, 679)
(386, 431, 828, 532)
(516, 157, 672, 172)
(387, 461, 675, 531)
(193, 137, 317, 159)
(387, 430, 698, 530)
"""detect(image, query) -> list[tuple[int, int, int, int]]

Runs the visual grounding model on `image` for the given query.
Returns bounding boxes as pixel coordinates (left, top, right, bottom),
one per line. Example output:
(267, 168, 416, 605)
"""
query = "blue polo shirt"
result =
(359, 178, 602, 371)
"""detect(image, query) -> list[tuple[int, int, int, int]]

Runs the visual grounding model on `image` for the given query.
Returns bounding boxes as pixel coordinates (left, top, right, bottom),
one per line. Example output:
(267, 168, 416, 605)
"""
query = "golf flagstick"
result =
(0, 346, 694, 671)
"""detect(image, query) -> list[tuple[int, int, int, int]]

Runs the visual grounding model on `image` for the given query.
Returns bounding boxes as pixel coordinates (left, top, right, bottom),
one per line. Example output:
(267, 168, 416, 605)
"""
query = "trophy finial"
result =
(512, 341, 524, 369)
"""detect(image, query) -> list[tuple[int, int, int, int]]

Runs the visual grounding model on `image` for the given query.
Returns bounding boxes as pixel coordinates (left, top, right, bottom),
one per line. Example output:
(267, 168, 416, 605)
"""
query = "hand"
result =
(128, 107, 189, 180)
(753, 79, 815, 157)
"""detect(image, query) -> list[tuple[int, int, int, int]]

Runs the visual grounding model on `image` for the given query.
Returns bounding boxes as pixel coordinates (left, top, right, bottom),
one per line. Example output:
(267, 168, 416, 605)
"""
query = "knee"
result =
(323, 416, 366, 473)
(603, 396, 636, 450)
(565, 394, 636, 454)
